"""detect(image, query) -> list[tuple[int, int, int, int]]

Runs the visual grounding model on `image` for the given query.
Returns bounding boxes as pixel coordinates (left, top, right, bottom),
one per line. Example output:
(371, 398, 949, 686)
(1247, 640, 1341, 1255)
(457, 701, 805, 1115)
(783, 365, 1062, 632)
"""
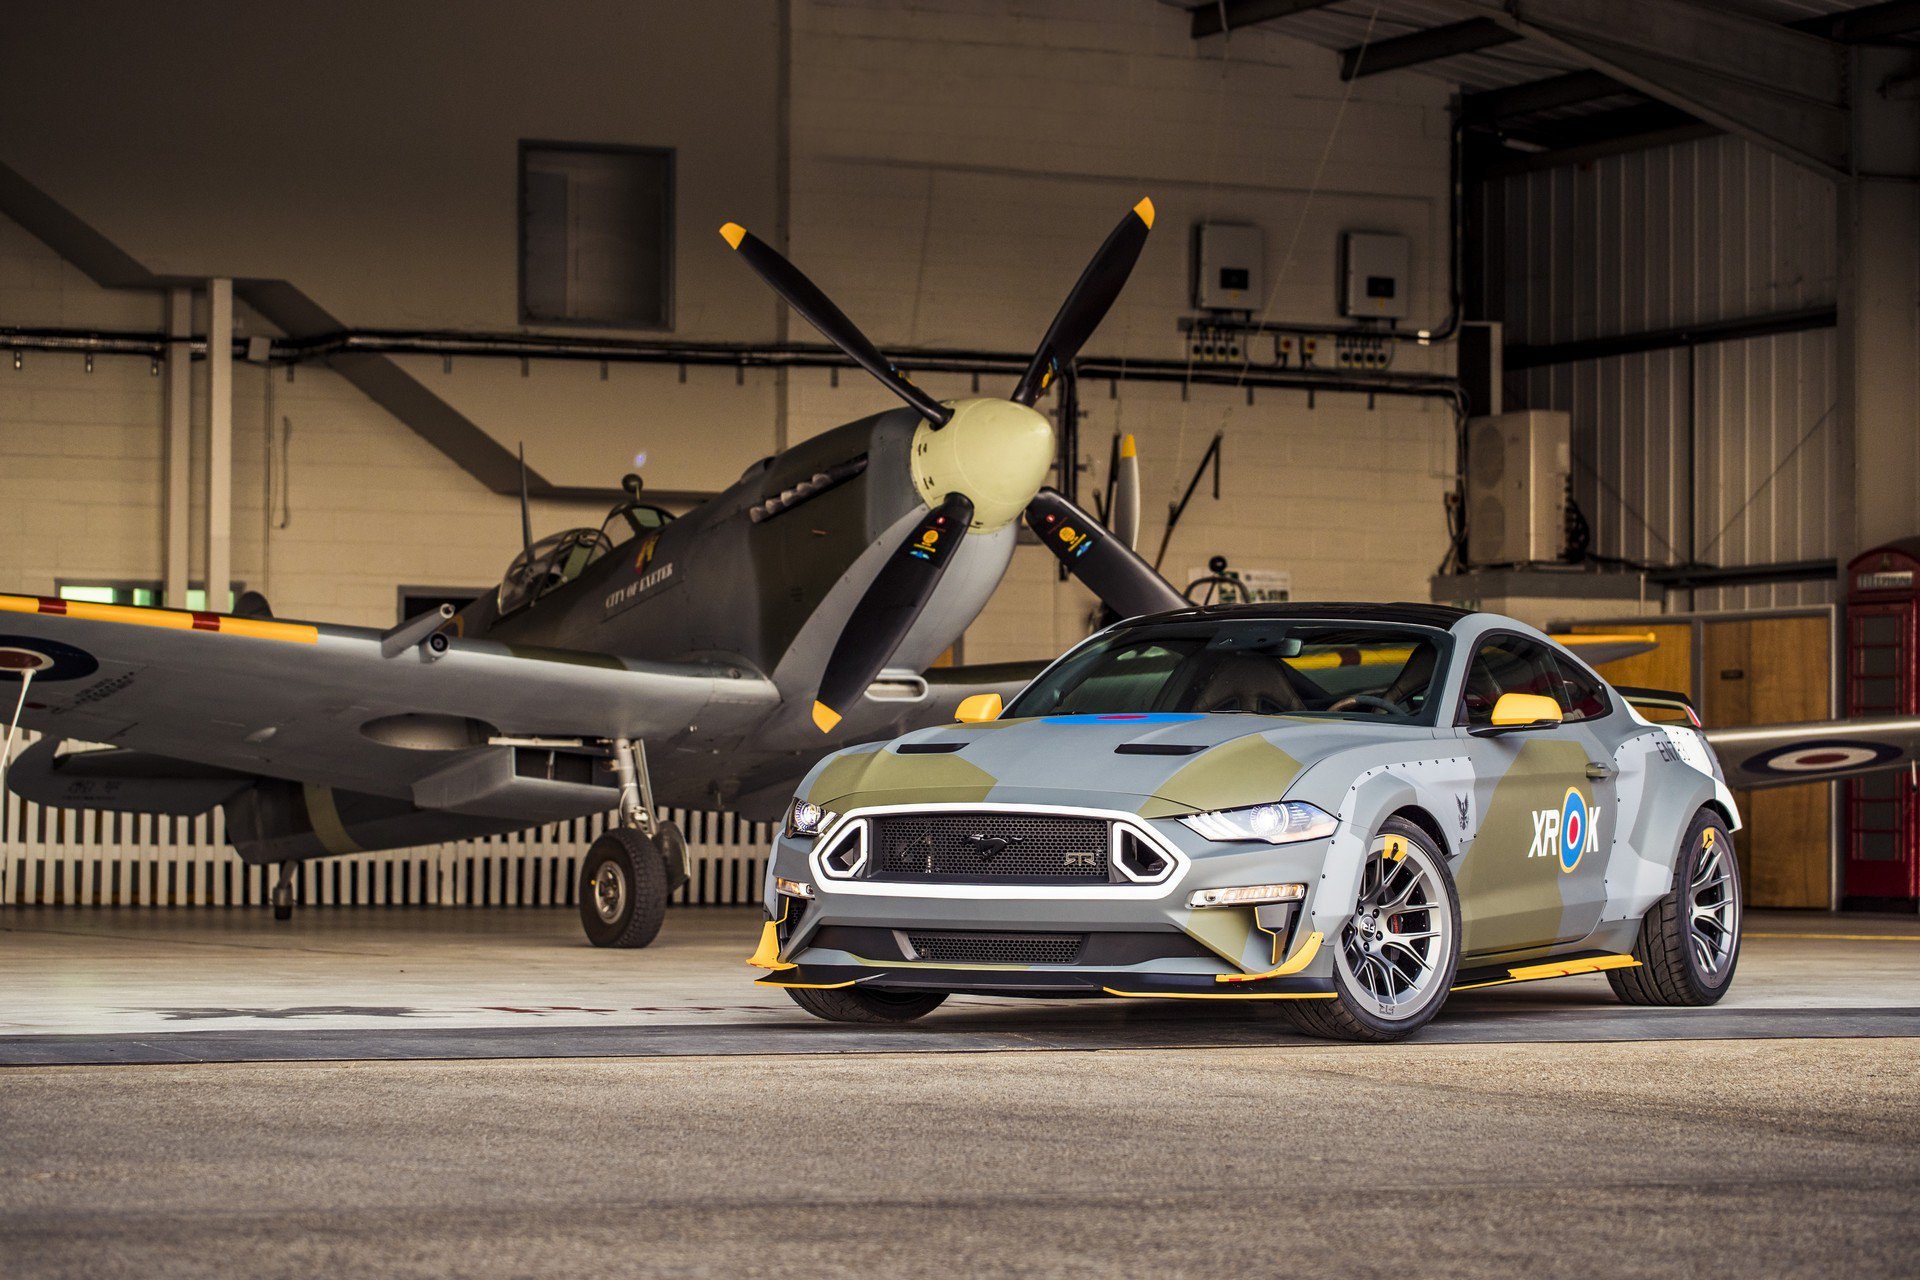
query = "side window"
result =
(1552, 654, 1612, 722)
(1459, 635, 1562, 726)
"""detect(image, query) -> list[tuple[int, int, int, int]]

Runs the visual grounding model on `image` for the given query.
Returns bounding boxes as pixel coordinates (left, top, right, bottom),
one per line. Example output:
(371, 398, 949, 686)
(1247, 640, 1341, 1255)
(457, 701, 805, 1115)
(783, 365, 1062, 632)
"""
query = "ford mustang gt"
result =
(751, 603, 1742, 1041)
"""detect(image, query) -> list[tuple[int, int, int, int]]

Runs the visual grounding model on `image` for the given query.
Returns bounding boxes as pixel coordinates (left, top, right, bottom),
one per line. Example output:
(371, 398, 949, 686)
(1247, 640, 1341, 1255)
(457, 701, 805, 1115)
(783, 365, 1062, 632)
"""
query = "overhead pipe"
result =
(2, 324, 1461, 401)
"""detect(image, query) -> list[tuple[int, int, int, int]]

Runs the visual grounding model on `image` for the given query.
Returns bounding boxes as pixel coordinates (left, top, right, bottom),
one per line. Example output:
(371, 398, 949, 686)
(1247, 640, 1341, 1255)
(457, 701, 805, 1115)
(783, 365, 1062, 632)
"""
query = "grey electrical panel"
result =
(1193, 222, 1263, 311)
(1340, 231, 1410, 319)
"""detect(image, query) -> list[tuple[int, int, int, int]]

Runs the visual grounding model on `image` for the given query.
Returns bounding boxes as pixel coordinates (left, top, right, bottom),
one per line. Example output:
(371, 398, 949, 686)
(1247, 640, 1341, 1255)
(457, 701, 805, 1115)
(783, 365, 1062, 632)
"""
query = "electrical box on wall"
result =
(1341, 231, 1410, 320)
(1193, 222, 1263, 311)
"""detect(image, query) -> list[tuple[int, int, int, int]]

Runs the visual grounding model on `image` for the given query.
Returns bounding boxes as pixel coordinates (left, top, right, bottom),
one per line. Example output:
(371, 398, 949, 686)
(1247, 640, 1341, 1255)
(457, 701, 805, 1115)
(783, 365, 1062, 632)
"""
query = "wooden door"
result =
(1702, 615, 1833, 908)
(1575, 621, 1694, 699)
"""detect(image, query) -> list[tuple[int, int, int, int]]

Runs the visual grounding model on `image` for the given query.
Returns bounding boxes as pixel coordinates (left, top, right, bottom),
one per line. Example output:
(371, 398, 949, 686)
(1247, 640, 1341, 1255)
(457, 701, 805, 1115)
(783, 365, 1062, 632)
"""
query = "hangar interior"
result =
(7, 6, 1920, 1278)
(1, 0, 1917, 917)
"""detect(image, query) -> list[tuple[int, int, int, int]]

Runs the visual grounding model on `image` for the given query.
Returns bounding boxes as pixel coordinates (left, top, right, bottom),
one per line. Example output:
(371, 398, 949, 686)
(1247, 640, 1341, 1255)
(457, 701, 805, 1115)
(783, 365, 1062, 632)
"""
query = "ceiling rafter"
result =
(1339, 17, 1521, 80)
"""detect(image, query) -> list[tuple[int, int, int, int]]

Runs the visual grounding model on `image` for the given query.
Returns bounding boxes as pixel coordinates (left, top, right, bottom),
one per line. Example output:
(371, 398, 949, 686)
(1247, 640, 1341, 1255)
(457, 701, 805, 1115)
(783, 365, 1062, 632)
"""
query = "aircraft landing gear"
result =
(577, 738, 687, 948)
(271, 862, 296, 922)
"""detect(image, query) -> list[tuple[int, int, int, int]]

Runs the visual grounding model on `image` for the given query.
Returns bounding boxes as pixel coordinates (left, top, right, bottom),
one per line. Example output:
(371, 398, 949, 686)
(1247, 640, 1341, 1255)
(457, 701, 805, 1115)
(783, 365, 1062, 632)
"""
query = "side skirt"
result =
(1451, 951, 1639, 991)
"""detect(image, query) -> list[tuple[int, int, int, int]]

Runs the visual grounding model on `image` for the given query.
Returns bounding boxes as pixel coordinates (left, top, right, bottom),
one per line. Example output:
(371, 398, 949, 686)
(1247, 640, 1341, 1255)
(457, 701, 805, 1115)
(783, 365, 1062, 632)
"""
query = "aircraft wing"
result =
(0, 593, 777, 807)
(1706, 716, 1920, 790)
(1554, 631, 1658, 667)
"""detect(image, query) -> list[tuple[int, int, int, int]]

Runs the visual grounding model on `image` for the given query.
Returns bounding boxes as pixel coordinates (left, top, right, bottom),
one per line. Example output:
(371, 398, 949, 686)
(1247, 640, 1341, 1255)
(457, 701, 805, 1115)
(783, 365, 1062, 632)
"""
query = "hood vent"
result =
(1115, 742, 1206, 756)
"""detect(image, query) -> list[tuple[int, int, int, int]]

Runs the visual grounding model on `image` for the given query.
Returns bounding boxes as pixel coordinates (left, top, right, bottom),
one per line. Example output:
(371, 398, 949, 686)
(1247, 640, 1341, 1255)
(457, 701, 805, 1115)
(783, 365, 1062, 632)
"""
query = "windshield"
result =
(1005, 619, 1452, 724)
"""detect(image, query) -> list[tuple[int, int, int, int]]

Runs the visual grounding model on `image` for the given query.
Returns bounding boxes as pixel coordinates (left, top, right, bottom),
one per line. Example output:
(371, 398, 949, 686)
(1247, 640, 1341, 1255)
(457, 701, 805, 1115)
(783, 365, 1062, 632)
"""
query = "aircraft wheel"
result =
(578, 827, 668, 948)
(785, 985, 947, 1024)
(1609, 811, 1741, 1007)
(1281, 816, 1461, 1043)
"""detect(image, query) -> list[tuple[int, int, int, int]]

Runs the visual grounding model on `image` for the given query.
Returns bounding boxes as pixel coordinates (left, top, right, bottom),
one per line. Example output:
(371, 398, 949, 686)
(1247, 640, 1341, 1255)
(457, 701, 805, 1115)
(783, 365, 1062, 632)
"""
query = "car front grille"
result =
(907, 931, 1086, 965)
(866, 812, 1111, 883)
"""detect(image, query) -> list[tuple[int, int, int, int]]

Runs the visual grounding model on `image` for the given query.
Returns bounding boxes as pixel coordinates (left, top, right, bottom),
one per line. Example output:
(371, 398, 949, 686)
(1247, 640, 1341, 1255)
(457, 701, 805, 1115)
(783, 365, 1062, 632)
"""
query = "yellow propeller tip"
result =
(1133, 197, 1155, 229)
(1119, 433, 1137, 459)
(811, 701, 842, 733)
(719, 222, 747, 249)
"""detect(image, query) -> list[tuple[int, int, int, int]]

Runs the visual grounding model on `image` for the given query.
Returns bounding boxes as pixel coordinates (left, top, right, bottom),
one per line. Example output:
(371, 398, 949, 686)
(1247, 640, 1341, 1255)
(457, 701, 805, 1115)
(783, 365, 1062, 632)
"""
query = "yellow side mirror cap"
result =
(955, 692, 1003, 724)
(1490, 692, 1562, 727)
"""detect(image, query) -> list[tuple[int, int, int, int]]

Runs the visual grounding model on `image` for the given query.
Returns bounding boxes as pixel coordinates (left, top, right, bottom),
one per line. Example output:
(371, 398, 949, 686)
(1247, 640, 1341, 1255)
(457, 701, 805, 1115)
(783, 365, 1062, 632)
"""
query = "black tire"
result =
(785, 985, 947, 1024)
(578, 827, 668, 949)
(1610, 810, 1740, 1006)
(1281, 816, 1462, 1043)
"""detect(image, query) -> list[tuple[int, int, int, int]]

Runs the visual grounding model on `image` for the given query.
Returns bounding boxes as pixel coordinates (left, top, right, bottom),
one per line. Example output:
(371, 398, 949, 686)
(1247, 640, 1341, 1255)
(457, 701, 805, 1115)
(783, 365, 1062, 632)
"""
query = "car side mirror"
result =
(1472, 692, 1563, 737)
(955, 693, 1003, 724)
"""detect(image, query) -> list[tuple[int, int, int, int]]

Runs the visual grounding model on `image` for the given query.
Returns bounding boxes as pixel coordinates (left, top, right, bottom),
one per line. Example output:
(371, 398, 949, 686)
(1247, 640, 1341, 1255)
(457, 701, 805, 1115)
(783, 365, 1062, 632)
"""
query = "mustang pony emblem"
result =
(966, 833, 1024, 862)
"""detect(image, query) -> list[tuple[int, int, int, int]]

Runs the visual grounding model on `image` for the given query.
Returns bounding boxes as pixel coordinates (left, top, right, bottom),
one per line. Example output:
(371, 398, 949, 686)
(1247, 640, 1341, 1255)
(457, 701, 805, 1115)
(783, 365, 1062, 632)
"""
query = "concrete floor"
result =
(3, 907, 1919, 1277)
(2, 906, 1918, 1057)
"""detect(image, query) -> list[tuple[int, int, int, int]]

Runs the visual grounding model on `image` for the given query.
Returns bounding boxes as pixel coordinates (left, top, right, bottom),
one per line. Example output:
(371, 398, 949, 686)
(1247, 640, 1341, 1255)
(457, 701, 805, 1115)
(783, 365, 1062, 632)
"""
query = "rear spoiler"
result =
(1615, 685, 1700, 728)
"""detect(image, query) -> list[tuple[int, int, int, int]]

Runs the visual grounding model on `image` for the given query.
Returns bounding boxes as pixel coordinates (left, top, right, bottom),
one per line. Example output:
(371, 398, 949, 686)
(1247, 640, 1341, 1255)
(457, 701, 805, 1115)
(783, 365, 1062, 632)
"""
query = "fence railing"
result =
(1, 731, 774, 908)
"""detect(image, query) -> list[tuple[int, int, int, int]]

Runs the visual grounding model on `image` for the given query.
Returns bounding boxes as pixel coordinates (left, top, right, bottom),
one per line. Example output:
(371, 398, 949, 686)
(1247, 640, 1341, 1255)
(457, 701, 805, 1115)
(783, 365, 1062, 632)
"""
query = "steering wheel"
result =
(1328, 694, 1406, 716)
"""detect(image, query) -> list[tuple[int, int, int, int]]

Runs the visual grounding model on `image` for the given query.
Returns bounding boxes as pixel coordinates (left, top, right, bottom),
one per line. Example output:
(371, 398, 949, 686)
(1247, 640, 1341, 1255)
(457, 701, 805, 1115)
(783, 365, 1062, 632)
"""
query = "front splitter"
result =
(755, 963, 1337, 1000)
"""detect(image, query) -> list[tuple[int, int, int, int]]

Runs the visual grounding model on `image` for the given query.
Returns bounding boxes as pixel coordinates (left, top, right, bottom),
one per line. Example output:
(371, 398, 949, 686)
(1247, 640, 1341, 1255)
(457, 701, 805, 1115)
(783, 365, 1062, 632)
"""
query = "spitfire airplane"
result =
(0, 199, 1196, 947)
(5, 198, 1916, 947)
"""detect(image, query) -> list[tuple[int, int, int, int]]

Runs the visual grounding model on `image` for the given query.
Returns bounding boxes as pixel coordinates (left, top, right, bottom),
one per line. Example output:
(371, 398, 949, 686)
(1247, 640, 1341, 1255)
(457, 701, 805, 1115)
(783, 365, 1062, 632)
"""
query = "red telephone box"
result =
(1844, 539, 1920, 904)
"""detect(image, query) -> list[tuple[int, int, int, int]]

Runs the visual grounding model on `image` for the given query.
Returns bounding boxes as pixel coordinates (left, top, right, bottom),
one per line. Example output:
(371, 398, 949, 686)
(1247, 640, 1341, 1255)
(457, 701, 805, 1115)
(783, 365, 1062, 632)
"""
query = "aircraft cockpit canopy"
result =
(496, 499, 676, 615)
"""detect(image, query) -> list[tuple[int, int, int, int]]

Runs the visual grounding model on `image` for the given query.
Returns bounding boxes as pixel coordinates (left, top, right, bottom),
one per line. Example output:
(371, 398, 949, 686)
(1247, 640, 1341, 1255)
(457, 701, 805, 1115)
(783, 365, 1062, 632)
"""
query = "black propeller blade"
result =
(813, 493, 975, 733)
(1024, 489, 1186, 620)
(1011, 198, 1155, 406)
(719, 222, 952, 427)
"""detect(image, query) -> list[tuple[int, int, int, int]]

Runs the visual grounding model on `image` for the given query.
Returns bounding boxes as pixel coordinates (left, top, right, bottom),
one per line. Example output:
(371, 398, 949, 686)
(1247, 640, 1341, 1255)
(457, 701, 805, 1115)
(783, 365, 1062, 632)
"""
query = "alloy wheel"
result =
(1336, 837, 1450, 1020)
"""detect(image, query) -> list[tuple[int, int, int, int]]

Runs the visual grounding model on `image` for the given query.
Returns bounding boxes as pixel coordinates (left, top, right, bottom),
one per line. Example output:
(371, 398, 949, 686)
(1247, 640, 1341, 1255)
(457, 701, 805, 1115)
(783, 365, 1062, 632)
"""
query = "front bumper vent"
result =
(907, 931, 1085, 965)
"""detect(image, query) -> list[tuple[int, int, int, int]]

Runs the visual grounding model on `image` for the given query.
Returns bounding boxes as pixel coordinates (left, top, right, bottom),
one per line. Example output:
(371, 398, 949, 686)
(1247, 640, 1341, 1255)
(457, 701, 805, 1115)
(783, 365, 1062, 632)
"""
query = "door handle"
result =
(1585, 761, 1618, 781)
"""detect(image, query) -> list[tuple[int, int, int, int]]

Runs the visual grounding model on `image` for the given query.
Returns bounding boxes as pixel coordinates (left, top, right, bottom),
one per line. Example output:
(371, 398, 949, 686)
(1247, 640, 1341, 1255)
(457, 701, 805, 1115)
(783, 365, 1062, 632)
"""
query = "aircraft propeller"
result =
(719, 200, 1182, 731)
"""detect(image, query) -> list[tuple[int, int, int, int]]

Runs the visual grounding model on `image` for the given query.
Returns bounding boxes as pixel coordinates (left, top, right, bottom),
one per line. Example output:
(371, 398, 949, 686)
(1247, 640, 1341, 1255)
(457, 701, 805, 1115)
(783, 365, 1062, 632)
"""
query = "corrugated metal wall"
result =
(1479, 134, 1840, 610)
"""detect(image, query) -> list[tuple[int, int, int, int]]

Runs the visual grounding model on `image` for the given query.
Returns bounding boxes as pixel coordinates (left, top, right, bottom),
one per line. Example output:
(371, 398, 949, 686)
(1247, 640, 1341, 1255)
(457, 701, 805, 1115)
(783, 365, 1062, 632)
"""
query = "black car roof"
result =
(1116, 601, 1473, 630)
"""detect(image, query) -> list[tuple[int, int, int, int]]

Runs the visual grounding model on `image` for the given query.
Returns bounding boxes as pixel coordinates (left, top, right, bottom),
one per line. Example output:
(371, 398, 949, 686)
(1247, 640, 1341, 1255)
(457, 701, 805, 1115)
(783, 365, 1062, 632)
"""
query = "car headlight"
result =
(1180, 801, 1337, 845)
(785, 799, 839, 839)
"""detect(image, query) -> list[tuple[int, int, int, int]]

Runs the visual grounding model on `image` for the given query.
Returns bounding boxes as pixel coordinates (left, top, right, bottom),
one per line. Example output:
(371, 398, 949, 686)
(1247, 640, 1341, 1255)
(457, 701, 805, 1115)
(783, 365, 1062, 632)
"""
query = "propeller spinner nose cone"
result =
(909, 398, 1055, 530)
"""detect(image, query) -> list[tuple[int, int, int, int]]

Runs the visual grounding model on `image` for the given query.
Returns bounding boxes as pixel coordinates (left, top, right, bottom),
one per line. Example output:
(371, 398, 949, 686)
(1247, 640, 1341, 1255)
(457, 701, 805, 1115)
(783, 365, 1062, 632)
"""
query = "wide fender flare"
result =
(1607, 731, 1731, 924)
(1305, 769, 1427, 940)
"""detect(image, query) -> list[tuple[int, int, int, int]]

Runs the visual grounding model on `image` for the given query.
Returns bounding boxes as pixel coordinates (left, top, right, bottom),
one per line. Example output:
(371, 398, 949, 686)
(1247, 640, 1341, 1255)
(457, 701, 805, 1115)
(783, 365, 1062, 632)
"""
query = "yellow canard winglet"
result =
(747, 921, 794, 971)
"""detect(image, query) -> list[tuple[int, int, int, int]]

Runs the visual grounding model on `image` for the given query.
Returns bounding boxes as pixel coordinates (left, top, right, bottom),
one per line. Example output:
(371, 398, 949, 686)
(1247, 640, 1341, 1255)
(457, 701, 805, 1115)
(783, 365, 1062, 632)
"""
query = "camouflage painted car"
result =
(751, 603, 1744, 1041)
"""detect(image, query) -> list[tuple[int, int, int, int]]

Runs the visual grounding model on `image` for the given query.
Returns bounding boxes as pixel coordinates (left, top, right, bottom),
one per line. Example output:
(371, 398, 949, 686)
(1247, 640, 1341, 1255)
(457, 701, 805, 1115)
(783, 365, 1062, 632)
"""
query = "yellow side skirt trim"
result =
(1218, 930, 1323, 984)
(1453, 953, 1639, 991)
(1103, 987, 1334, 1001)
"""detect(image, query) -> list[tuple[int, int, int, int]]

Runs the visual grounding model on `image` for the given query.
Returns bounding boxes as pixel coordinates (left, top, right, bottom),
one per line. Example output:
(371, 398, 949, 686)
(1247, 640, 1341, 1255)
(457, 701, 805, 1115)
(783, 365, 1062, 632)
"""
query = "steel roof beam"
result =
(1793, 1, 1920, 44)
(1458, 69, 1626, 126)
(1340, 17, 1520, 80)
(1428, 0, 1848, 177)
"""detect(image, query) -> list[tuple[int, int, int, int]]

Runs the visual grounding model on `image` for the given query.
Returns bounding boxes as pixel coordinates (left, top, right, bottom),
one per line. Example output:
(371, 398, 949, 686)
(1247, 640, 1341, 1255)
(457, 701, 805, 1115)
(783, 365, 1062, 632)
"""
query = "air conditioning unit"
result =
(1465, 410, 1570, 565)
